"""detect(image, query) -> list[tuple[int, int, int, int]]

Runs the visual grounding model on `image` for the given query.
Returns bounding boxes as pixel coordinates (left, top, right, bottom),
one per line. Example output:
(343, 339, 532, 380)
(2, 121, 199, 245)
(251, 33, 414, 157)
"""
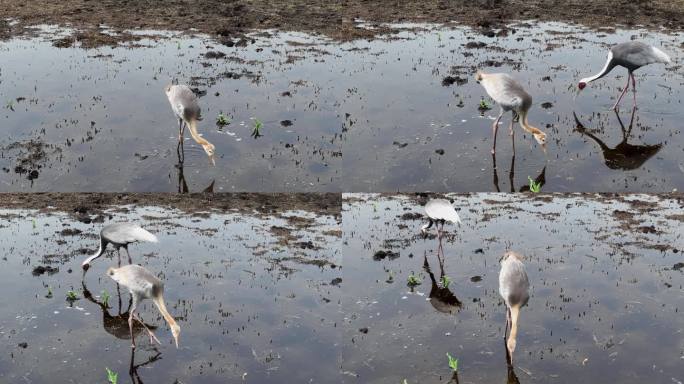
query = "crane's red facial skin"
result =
(578, 82, 586, 90)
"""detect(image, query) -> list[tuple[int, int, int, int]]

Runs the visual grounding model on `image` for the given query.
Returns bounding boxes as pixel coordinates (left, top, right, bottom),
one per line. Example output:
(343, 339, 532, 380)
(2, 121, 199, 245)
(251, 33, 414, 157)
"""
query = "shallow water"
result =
(0, 22, 682, 192)
(0, 203, 341, 383)
(341, 193, 684, 383)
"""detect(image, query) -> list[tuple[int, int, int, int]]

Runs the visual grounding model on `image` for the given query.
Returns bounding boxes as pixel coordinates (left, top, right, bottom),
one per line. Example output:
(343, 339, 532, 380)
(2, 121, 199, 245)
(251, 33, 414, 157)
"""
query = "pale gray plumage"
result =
(107, 264, 180, 348)
(476, 71, 547, 154)
(164, 84, 215, 162)
(82, 223, 158, 271)
(499, 251, 529, 363)
(421, 198, 461, 236)
(578, 41, 671, 110)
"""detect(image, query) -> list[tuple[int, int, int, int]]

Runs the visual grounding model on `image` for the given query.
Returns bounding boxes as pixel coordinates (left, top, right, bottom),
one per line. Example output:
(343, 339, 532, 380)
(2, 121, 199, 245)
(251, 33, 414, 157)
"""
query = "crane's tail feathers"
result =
(135, 227, 158, 243)
(651, 47, 671, 64)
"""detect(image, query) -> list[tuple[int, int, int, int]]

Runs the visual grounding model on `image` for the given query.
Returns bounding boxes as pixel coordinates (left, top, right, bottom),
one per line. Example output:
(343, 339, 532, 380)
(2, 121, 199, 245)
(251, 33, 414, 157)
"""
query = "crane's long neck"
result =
(187, 119, 212, 148)
(581, 51, 616, 84)
(518, 110, 544, 137)
(508, 304, 520, 350)
(82, 235, 106, 267)
(153, 294, 179, 347)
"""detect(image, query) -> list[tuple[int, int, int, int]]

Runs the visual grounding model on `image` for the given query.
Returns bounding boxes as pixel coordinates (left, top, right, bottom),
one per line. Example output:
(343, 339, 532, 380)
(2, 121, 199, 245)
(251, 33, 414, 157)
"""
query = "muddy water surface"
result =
(341, 193, 684, 383)
(0, 201, 341, 383)
(1, 22, 682, 192)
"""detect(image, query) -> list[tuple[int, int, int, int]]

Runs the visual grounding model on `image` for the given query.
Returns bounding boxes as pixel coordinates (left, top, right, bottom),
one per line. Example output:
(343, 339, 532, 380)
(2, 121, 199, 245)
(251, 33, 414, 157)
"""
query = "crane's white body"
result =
(107, 264, 180, 348)
(421, 198, 461, 235)
(82, 223, 158, 270)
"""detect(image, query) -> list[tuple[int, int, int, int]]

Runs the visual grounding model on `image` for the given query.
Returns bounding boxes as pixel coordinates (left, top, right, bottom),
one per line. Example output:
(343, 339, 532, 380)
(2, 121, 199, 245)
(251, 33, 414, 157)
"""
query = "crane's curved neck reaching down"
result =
(153, 295, 178, 331)
(82, 235, 106, 267)
(580, 51, 616, 84)
(187, 120, 212, 148)
(508, 305, 520, 348)
(518, 110, 544, 137)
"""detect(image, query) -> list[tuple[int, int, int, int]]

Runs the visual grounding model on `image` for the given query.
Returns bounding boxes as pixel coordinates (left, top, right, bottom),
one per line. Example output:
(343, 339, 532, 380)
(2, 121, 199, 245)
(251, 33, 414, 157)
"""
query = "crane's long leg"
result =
(178, 118, 184, 143)
(492, 110, 504, 154)
(124, 246, 132, 264)
(508, 117, 515, 157)
(117, 248, 122, 267)
(134, 314, 161, 345)
(612, 72, 631, 111)
(630, 72, 637, 110)
(129, 297, 138, 349)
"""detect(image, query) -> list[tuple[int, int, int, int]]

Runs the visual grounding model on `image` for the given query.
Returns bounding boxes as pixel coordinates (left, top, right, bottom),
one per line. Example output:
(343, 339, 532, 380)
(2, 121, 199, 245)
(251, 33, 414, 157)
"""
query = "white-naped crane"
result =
(476, 71, 547, 155)
(165, 84, 216, 164)
(499, 251, 529, 365)
(82, 223, 158, 273)
(421, 198, 461, 240)
(578, 41, 670, 110)
(107, 264, 180, 349)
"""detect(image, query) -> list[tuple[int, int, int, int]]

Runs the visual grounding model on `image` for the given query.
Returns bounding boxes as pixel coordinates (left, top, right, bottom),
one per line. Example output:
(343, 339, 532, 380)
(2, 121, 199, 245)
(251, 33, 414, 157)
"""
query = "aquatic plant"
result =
(528, 176, 541, 193)
(46, 286, 53, 299)
(446, 352, 459, 372)
(66, 290, 79, 302)
(440, 275, 451, 288)
(407, 274, 421, 287)
(101, 290, 111, 307)
(386, 271, 395, 283)
(478, 98, 491, 111)
(6, 99, 14, 111)
(106, 367, 118, 384)
(251, 119, 263, 138)
(32, 219, 37, 229)
(216, 112, 230, 126)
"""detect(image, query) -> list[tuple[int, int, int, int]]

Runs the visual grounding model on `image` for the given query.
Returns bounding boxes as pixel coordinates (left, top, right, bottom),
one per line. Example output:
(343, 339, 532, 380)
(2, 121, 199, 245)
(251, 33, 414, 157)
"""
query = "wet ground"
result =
(342, 193, 684, 383)
(0, 195, 342, 383)
(0, 21, 682, 192)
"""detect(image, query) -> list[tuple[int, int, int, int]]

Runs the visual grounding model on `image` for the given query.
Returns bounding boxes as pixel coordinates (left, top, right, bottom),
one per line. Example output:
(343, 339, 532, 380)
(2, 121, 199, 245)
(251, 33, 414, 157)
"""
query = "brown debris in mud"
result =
(1, 0, 682, 47)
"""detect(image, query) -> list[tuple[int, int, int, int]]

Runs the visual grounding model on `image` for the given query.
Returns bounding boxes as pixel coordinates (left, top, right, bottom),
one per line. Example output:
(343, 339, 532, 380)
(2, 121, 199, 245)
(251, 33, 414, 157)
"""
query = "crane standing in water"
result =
(578, 41, 671, 111)
(165, 84, 216, 164)
(82, 223, 158, 273)
(421, 198, 462, 241)
(107, 264, 180, 349)
(476, 71, 547, 155)
(499, 251, 529, 364)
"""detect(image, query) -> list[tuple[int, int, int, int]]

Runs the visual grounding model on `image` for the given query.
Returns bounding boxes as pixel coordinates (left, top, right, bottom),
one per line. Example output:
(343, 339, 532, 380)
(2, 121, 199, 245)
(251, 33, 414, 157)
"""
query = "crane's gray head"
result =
(171, 322, 181, 348)
(203, 143, 216, 164)
(164, 84, 174, 96)
(507, 336, 517, 357)
(577, 81, 587, 90)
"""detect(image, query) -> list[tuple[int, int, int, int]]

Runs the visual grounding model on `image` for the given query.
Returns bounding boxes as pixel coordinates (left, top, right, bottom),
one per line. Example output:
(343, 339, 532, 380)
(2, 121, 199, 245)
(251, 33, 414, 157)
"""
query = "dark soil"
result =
(0, 0, 682, 47)
(0, 193, 341, 219)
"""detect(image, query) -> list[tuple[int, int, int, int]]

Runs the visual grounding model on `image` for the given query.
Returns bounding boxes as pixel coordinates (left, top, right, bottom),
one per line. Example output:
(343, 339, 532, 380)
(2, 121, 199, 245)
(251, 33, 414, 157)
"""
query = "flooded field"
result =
(341, 193, 684, 383)
(0, 194, 342, 383)
(1, 21, 682, 192)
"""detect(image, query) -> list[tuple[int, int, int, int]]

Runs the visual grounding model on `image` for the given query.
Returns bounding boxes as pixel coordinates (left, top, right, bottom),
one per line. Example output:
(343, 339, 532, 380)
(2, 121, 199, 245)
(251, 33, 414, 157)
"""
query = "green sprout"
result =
(101, 290, 111, 307)
(478, 98, 491, 111)
(251, 118, 263, 138)
(46, 286, 53, 299)
(6, 100, 14, 111)
(403, 380, 408, 384)
(446, 352, 459, 372)
(528, 176, 541, 193)
(32, 219, 37, 229)
(440, 275, 451, 288)
(66, 290, 79, 302)
(176, 41, 181, 50)
(106, 367, 118, 384)
(407, 274, 421, 287)
(216, 112, 230, 126)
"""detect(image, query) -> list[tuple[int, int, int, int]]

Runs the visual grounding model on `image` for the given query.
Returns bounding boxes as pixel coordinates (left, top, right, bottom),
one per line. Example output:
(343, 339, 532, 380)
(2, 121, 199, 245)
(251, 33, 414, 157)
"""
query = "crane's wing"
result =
(499, 259, 530, 307)
(425, 199, 462, 224)
(613, 41, 670, 67)
(480, 73, 530, 111)
(103, 223, 158, 244)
